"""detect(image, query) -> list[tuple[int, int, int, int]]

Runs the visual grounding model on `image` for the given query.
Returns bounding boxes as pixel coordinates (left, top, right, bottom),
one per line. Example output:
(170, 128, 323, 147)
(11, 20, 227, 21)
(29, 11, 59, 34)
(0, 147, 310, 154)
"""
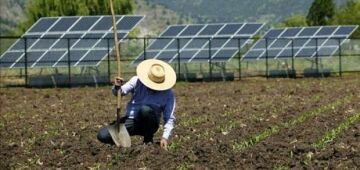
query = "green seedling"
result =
(232, 95, 353, 152)
(313, 111, 360, 149)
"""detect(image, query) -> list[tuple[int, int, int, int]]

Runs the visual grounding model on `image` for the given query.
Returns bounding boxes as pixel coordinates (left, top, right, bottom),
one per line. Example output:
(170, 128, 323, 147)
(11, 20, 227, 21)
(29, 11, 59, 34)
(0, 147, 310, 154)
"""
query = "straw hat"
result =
(136, 59, 177, 91)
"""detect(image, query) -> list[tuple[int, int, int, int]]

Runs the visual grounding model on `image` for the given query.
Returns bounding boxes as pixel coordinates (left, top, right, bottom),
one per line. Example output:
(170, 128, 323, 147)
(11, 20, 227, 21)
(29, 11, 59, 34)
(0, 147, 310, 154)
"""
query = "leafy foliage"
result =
(306, 0, 335, 26)
(14, 0, 134, 35)
(280, 15, 308, 27)
(331, 0, 360, 37)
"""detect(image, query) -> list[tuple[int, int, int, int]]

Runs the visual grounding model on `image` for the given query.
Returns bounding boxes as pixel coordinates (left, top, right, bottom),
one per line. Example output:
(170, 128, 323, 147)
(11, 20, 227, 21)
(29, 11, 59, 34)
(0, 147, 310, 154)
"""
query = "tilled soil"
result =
(0, 76, 360, 169)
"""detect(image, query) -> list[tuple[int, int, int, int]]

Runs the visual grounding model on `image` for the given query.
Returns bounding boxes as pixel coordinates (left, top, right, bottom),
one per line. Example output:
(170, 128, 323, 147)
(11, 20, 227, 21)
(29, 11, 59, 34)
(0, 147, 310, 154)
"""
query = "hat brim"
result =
(136, 59, 177, 91)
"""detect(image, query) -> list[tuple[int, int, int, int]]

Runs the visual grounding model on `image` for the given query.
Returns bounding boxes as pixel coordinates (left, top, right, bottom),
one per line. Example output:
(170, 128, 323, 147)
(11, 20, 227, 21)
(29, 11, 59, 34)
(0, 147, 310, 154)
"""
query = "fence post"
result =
(143, 37, 147, 60)
(238, 38, 242, 80)
(291, 39, 296, 79)
(265, 38, 269, 79)
(315, 38, 319, 76)
(338, 38, 342, 77)
(177, 38, 181, 80)
(67, 38, 71, 87)
(107, 38, 111, 84)
(209, 38, 212, 81)
(24, 37, 28, 87)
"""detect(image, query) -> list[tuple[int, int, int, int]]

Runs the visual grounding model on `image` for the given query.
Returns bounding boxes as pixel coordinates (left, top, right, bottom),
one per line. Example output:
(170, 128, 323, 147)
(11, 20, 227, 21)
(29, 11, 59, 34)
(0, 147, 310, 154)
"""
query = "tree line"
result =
(281, 0, 360, 37)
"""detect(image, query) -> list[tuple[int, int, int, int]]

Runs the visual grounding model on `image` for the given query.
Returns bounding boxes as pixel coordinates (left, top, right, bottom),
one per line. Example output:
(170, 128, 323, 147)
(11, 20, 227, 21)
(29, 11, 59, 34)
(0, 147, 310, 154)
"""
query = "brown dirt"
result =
(0, 76, 360, 169)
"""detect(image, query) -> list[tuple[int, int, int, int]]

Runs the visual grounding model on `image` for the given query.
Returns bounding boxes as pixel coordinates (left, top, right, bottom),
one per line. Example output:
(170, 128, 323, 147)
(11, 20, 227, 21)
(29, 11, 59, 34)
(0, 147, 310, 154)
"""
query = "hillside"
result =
(0, 0, 350, 36)
(0, 0, 26, 35)
(134, 0, 192, 36)
(148, 0, 346, 24)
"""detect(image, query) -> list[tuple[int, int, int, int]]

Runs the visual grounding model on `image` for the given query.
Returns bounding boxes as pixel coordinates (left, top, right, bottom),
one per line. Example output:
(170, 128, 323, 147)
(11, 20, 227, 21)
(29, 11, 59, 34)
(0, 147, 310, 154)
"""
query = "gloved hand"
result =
(114, 76, 124, 90)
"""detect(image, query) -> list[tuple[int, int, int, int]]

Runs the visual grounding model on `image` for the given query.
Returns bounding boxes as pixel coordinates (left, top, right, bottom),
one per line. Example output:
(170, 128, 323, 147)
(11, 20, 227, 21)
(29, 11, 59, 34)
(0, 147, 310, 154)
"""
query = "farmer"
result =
(97, 59, 176, 150)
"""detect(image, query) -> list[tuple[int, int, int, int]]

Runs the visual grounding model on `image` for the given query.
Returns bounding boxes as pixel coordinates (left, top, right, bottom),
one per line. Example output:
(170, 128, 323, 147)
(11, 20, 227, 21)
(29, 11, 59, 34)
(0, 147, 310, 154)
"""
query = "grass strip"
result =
(313, 111, 360, 149)
(232, 95, 353, 152)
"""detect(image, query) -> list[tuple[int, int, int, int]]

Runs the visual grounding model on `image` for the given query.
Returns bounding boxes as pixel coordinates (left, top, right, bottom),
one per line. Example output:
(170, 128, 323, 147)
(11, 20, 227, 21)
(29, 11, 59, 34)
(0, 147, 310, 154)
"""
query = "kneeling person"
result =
(97, 59, 176, 150)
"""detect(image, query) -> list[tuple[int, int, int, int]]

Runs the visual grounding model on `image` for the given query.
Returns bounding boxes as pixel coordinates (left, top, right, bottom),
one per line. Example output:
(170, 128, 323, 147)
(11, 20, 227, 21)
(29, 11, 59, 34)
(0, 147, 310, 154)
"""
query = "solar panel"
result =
(0, 15, 144, 68)
(243, 25, 358, 60)
(133, 23, 264, 64)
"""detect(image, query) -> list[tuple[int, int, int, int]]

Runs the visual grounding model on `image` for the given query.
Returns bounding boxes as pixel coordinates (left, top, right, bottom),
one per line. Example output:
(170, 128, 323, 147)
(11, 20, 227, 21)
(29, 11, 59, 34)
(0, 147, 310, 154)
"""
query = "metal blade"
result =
(108, 122, 131, 147)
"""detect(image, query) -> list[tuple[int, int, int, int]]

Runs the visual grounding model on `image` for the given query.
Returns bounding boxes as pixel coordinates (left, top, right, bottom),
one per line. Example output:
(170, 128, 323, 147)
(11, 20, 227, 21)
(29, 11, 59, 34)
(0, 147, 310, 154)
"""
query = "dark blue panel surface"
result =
(212, 49, 238, 61)
(0, 52, 23, 67)
(49, 17, 78, 32)
(13, 51, 44, 68)
(165, 39, 191, 50)
(316, 27, 337, 36)
(73, 33, 107, 49)
(34, 51, 66, 67)
(199, 24, 223, 36)
(178, 50, 198, 62)
(185, 39, 209, 49)
(281, 28, 302, 37)
(243, 50, 264, 60)
(218, 24, 243, 35)
(52, 39, 80, 49)
(270, 39, 291, 48)
(298, 27, 319, 37)
(28, 18, 58, 33)
(264, 29, 283, 38)
(71, 17, 100, 31)
(334, 26, 356, 36)
(180, 25, 204, 36)
(192, 50, 216, 61)
(104, 32, 126, 39)
(148, 39, 172, 50)
(293, 39, 308, 48)
(91, 17, 113, 31)
(156, 51, 177, 62)
(211, 38, 228, 48)
(31, 39, 58, 50)
(133, 51, 160, 64)
(55, 50, 87, 66)
(77, 50, 108, 66)
(277, 49, 293, 58)
(237, 23, 262, 35)
(117, 16, 142, 30)
(161, 26, 186, 37)
(265, 49, 282, 59)
(224, 38, 248, 48)
(296, 47, 316, 57)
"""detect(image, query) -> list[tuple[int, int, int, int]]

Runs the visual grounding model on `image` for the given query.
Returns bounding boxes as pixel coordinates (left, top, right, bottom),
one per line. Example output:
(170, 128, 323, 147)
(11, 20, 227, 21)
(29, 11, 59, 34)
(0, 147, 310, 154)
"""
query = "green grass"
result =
(313, 111, 360, 149)
(232, 95, 353, 152)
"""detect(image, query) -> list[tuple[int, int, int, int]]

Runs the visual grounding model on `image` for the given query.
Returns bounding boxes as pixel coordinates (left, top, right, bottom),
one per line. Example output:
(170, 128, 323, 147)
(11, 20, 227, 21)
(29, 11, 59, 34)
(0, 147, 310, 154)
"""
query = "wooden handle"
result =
(109, 0, 122, 115)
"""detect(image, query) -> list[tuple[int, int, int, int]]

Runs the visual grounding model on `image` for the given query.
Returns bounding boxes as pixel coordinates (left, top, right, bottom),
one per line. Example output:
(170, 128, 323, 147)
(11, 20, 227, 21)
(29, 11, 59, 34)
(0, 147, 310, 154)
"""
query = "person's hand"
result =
(160, 138, 168, 151)
(114, 76, 124, 87)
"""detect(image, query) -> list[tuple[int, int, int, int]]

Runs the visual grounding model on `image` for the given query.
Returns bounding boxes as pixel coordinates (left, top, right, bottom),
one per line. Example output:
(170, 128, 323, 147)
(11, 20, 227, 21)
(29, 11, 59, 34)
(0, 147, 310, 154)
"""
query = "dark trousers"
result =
(97, 105, 159, 144)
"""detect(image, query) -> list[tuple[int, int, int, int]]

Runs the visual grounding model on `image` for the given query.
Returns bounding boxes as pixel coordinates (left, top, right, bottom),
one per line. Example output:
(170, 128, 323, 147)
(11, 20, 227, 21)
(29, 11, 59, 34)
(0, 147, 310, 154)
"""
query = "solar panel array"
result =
(133, 23, 264, 64)
(0, 15, 144, 68)
(242, 25, 358, 60)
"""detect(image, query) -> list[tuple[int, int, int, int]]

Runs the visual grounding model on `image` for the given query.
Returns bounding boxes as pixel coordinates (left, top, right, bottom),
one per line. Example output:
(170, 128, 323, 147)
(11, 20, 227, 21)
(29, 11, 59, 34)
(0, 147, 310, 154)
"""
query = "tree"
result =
(332, 0, 360, 37)
(14, 0, 134, 35)
(281, 15, 307, 27)
(306, 0, 335, 26)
